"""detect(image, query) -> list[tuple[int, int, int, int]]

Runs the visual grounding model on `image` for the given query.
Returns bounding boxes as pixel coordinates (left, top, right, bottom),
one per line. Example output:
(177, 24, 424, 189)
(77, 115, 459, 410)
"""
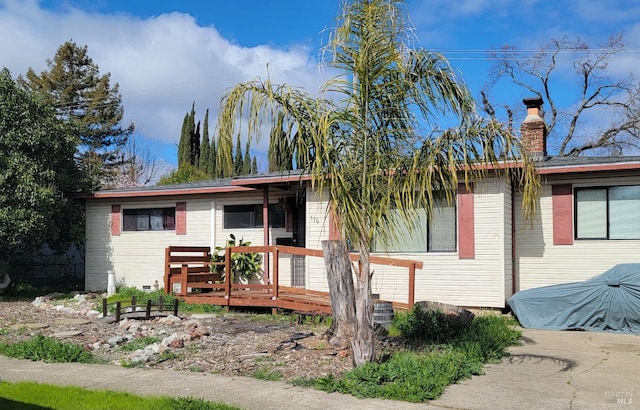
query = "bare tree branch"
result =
(486, 33, 640, 156)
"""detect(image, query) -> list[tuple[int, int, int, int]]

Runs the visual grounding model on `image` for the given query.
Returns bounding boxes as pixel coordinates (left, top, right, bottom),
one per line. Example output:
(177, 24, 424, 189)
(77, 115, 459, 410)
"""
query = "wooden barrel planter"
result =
(372, 301, 394, 329)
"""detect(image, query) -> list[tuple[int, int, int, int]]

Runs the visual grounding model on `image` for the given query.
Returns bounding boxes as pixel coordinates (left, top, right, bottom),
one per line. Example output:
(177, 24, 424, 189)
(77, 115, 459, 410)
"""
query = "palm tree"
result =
(216, 0, 539, 367)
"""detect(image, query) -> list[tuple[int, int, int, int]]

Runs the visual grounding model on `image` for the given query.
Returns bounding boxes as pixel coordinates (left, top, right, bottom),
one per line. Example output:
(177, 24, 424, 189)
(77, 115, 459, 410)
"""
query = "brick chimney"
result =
(520, 97, 547, 161)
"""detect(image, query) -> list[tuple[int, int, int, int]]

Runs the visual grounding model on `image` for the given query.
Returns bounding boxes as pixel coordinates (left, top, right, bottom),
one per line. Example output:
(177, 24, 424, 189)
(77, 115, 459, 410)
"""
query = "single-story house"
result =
(84, 98, 640, 308)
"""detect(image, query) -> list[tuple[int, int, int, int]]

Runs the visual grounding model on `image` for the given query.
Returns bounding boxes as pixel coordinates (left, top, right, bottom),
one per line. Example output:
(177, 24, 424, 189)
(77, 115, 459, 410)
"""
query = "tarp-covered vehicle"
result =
(507, 264, 640, 333)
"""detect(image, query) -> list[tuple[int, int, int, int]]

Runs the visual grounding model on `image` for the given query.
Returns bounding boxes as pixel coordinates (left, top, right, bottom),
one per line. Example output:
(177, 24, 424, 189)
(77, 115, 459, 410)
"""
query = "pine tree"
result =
(251, 156, 258, 174)
(18, 41, 134, 190)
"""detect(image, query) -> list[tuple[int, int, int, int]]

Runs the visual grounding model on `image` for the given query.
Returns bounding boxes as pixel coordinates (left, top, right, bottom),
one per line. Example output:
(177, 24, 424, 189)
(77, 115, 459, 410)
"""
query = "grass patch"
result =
(0, 381, 239, 410)
(118, 337, 162, 352)
(251, 366, 283, 381)
(0, 335, 94, 363)
(301, 313, 520, 403)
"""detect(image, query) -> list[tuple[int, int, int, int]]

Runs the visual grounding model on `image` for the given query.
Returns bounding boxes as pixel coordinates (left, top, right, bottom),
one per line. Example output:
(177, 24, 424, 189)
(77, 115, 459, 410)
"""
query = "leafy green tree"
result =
(216, 0, 539, 366)
(0, 68, 85, 270)
(156, 165, 210, 185)
(18, 41, 133, 190)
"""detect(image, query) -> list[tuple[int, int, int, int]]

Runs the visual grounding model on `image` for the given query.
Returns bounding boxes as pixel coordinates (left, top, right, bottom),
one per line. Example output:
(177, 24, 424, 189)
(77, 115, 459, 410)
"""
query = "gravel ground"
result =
(0, 294, 398, 382)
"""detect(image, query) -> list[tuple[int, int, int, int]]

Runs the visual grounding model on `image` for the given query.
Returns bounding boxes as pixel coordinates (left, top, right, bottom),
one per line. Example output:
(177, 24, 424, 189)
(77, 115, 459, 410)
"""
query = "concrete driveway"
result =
(0, 328, 638, 409)
(431, 328, 639, 409)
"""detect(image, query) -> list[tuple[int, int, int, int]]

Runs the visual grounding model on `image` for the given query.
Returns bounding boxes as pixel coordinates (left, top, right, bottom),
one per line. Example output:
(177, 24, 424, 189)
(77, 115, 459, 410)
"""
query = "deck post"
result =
(408, 263, 416, 308)
(102, 298, 108, 318)
(262, 187, 270, 285)
(163, 247, 171, 294)
(180, 264, 188, 296)
(272, 247, 279, 299)
(224, 247, 232, 298)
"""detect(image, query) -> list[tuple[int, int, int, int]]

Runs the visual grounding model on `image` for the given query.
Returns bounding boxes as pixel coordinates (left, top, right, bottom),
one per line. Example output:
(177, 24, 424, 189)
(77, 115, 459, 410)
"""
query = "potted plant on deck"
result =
(211, 234, 262, 284)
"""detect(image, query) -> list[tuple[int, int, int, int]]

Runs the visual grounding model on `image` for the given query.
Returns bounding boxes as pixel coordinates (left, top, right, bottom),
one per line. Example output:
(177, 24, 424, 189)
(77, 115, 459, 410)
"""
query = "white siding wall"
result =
(305, 187, 331, 291)
(304, 180, 510, 308)
(85, 197, 212, 291)
(516, 174, 640, 291)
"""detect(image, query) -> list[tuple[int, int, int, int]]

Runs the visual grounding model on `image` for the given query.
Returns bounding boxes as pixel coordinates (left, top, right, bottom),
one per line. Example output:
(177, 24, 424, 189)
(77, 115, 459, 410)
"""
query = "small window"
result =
(372, 200, 456, 253)
(122, 207, 176, 231)
(224, 204, 285, 229)
(575, 185, 640, 240)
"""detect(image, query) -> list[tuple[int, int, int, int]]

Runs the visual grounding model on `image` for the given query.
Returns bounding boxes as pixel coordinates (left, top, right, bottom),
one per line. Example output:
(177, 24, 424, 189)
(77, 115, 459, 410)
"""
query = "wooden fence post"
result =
(115, 302, 121, 322)
(173, 299, 179, 316)
(158, 296, 164, 312)
(102, 299, 108, 318)
(145, 300, 152, 320)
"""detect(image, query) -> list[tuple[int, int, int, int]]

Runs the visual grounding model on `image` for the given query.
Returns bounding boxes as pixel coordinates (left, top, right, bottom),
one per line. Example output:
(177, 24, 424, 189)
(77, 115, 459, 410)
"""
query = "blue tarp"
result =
(507, 264, 640, 333)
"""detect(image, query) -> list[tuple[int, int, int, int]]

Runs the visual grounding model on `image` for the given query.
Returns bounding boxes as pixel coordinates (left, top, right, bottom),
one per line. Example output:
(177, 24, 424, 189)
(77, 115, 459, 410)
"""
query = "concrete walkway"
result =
(1, 328, 638, 409)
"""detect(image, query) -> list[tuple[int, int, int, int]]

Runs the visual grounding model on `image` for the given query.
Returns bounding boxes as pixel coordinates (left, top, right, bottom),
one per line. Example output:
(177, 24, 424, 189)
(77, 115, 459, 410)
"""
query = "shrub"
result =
(394, 308, 467, 343)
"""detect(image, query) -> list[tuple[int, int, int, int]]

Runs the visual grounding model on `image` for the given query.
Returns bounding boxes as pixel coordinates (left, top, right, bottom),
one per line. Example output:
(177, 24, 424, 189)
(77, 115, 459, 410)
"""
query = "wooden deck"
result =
(181, 286, 333, 315)
(166, 245, 420, 314)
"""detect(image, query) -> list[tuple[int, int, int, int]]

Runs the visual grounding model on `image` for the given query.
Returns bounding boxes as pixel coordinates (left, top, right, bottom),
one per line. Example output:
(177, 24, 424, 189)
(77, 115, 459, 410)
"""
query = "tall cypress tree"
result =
(190, 120, 201, 166)
(177, 112, 191, 168)
(233, 135, 244, 176)
(209, 134, 217, 178)
(268, 112, 293, 172)
(251, 156, 258, 174)
(242, 142, 252, 175)
(199, 109, 211, 174)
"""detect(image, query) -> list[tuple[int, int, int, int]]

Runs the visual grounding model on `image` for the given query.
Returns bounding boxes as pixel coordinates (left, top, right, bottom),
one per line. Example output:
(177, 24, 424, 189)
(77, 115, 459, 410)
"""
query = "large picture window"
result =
(122, 207, 176, 231)
(372, 201, 456, 253)
(224, 204, 286, 229)
(575, 185, 640, 240)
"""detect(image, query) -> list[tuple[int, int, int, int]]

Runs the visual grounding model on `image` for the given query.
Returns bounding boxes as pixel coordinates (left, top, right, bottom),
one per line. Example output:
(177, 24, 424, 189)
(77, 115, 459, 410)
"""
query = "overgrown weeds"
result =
(293, 312, 521, 403)
(0, 334, 95, 363)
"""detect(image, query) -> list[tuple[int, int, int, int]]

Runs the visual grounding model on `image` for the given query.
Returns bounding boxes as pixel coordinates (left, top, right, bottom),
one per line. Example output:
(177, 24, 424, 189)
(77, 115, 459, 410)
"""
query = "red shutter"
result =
(111, 205, 121, 236)
(552, 184, 573, 245)
(176, 202, 187, 235)
(458, 184, 475, 259)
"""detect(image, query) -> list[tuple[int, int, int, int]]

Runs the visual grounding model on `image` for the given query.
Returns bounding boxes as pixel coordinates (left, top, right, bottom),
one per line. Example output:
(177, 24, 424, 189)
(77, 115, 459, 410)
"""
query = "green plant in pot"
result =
(211, 234, 262, 283)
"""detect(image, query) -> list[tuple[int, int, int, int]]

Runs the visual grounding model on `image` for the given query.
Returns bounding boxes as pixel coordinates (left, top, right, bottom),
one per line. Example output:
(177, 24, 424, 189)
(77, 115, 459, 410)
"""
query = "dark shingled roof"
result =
(535, 155, 640, 168)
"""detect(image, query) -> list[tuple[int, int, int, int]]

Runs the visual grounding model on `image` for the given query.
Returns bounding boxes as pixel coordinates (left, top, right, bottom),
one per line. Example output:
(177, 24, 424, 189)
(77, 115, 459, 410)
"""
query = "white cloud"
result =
(0, 0, 324, 150)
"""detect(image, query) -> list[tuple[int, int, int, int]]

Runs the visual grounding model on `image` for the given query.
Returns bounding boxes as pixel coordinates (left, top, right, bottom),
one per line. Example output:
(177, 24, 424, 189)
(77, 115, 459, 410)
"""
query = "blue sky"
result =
(1, 0, 639, 173)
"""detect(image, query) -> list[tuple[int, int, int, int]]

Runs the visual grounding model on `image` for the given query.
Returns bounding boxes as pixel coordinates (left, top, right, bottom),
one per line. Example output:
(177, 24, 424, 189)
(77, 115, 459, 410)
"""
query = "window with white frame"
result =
(372, 201, 456, 253)
(224, 204, 286, 229)
(575, 185, 640, 240)
(122, 207, 176, 231)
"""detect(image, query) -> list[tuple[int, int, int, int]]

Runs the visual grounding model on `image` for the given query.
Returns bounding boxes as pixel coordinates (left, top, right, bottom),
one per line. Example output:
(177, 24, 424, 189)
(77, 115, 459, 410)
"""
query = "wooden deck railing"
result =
(164, 245, 423, 308)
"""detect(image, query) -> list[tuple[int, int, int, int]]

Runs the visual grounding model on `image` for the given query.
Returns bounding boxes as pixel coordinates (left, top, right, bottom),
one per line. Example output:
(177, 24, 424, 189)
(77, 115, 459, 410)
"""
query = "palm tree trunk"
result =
(322, 240, 356, 349)
(352, 248, 374, 366)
